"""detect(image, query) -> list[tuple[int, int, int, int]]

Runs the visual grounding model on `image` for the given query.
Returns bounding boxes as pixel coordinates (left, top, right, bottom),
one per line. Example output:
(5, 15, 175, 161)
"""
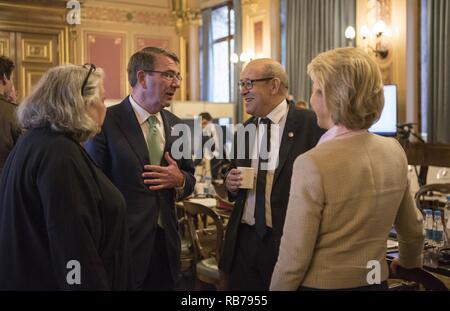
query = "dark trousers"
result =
(228, 224, 279, 291)
(140, 227, 174, 291)
(299, 281, 389, 291)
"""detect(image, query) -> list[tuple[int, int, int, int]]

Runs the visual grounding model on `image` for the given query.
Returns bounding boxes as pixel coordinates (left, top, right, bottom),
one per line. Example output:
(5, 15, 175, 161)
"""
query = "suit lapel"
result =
(273, 104, 298, 185)
(160, 109, 174, 166)
(114, 98, 150, 166)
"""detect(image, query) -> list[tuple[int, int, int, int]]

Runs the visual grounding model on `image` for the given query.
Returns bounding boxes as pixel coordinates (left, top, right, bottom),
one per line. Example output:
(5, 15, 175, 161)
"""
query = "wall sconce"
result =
(360, 20, 390, 59)
(230, 50, 255, 64)
(346, 20, 391, 59)
(344, 26, 356, 47)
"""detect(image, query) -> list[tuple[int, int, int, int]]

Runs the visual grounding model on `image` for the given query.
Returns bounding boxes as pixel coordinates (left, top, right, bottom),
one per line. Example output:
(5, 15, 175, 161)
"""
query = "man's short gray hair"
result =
(262, 62, 289, 92)
(127, 46, 180, 87)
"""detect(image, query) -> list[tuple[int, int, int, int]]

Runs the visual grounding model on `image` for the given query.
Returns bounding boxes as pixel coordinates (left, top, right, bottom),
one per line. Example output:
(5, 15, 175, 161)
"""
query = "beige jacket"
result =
(270, 132, 424, 290)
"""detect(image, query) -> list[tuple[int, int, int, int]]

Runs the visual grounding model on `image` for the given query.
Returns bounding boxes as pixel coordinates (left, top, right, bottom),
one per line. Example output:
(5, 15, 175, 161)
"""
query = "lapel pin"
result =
(288, 132, 294, 138)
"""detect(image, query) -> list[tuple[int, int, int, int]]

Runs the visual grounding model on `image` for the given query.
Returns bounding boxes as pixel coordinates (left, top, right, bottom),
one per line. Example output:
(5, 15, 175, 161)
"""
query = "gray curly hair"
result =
(17, 64, 105, 142)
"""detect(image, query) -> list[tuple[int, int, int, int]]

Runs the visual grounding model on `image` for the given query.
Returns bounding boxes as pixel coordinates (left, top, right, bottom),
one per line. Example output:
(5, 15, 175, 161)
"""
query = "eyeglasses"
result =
(238, 77, 274, 90)
(143, 70, 182, 82)
(81, 63, 96, 96)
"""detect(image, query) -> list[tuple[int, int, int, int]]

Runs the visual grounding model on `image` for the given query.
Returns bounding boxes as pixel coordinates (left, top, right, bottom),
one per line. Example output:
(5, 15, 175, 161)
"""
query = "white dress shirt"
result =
(241, 99, 288, 227)
(129, 95, 165, 151)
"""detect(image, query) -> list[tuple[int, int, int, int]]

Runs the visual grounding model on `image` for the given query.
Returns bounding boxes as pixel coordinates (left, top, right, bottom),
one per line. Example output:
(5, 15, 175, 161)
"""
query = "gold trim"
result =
(134, 34, 172, 52)
(0, 22, 69, 64)
(179, 36, 186, 101)
(22, 67, 48, 97)
(0, 37, 10, 57)
(82, 6, 173, 26)
(21, 38, 53, 63)
(0, 3, 66, 14)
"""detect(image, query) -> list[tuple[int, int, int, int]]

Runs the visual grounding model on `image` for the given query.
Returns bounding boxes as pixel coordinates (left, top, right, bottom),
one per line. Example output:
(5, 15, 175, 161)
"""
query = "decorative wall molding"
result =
(82, 6, 173, 26)
(242, 0, 259, 12)
(135, 35, 171, 52)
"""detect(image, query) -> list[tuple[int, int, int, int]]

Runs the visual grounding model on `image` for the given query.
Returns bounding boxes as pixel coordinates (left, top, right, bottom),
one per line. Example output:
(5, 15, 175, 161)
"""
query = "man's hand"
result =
(390, 258, 402, 276)
(142, 152, 185, 191)
(225, 168, 242, 193)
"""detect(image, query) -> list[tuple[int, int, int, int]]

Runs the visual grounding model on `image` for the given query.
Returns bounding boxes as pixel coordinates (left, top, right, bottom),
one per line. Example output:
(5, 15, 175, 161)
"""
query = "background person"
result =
(0, 56, 20, 177)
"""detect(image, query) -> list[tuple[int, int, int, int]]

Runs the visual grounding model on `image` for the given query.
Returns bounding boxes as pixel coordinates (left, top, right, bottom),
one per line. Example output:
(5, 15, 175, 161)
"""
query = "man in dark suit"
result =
(85, 47, 195, 290)
(219, 58, 324, 290)
(0, 56, 20, 177)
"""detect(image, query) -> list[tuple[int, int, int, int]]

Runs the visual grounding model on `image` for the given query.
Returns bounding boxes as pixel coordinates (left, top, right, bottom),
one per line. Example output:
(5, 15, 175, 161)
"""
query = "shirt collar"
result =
(260, 99, 288, 125)
(317, 125, 367, 146)
(129, 95, 162, 125)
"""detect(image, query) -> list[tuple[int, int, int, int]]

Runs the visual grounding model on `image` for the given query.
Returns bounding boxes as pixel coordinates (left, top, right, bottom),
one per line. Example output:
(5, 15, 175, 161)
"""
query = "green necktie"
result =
(147, 115, 165, 228)
(147, 115, 163, 166)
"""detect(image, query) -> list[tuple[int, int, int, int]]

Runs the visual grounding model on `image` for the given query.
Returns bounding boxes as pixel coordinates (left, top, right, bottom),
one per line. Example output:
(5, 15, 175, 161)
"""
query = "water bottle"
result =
(424, 209, 434, 246)
(204, 176, 212, 197)
(433, 210, 445, 248)
(445, 195, 450, 246)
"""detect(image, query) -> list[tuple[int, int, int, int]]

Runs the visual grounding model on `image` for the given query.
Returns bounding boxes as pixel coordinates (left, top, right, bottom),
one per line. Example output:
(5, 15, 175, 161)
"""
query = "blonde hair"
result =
(307, 47, 384, 130)
(17, 64, 104, 142)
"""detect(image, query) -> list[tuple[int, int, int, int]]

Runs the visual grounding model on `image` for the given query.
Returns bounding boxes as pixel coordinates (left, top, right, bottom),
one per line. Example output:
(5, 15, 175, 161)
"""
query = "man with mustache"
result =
(220, 58, 324, 290)
(85, 47, 195, 290)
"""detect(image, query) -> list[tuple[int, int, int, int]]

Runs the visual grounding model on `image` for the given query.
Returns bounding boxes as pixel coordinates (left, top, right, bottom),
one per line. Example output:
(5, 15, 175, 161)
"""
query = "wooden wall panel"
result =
(85, 31, 126, 100)
(135, 35, 171, 53)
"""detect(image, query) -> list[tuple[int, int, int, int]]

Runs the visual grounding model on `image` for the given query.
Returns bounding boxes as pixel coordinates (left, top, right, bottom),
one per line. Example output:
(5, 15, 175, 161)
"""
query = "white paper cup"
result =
(237, 167, 254, 189)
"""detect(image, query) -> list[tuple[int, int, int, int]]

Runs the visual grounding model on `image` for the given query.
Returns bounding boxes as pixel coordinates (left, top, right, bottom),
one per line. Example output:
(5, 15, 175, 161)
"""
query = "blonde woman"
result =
(270, 48, 424, 291)
(0, 64, 130, 290)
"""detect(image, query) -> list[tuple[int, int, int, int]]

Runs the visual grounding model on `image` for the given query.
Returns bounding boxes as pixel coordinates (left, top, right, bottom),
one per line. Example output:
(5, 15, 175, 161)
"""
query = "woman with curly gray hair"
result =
(271, 48, 424, 291)
(0, 64, 130, 290)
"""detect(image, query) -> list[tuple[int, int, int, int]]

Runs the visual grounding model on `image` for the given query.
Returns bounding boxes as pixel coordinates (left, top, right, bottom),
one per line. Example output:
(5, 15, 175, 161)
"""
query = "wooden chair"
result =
(178, 216, 195, 275)
(183, 201, 225, 289)
(415, 183, 450, 212)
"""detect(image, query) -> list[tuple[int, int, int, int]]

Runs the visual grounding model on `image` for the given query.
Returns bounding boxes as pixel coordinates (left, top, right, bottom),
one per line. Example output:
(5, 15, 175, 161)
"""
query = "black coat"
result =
(85, 98, 195, 287)
(219, 104, 325, 273)
(0, 127, 129, 290)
